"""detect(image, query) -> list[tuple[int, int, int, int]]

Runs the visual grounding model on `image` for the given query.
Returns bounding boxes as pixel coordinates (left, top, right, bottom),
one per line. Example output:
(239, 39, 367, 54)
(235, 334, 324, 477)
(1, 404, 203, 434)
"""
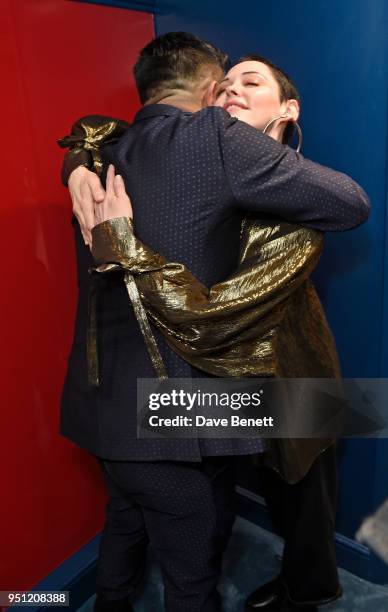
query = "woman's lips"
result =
(224, 102, 248, 114)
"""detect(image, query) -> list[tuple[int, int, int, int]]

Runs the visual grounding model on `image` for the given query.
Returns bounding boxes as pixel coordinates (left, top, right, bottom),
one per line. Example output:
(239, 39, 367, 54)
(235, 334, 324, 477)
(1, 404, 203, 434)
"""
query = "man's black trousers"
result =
(95, 457, 236, 612)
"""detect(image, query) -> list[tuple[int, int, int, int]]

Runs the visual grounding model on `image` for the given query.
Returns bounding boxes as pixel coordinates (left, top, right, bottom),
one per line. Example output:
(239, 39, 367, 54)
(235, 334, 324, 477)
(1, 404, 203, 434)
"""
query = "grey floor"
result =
(78, 517, 388, 611)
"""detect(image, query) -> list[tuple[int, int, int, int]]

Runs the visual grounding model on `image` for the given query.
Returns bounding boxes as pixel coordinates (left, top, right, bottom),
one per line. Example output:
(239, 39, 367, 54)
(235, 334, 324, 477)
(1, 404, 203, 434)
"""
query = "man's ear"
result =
(285, 99, 300, 122)
(203, 80, 220, 107)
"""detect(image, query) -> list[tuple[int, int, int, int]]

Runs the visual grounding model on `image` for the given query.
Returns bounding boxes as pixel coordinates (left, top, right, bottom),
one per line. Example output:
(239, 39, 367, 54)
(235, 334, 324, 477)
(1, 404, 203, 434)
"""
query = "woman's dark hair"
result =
(134, 32, 230, 104)
(239, 54, 301, 144)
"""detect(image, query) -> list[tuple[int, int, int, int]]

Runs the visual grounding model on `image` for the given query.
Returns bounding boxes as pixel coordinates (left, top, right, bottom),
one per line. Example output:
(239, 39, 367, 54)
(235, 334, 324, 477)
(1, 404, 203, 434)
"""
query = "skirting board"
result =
(8, 535, 100, 612)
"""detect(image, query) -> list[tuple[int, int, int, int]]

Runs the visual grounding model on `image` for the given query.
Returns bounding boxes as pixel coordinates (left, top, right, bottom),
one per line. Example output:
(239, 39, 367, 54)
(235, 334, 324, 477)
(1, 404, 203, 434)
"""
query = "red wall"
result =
(0, 0, 153, 590)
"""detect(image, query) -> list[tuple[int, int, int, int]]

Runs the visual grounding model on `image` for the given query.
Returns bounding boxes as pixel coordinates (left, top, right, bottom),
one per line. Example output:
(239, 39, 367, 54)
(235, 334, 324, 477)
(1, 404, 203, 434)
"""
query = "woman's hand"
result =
(94, 164, 133, 228)
(68, 166, 105, 245)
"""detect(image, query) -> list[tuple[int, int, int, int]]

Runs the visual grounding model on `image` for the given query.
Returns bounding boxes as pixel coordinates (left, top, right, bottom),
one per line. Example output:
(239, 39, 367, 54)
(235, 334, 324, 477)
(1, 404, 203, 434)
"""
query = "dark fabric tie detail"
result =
(87, 272, 100, 387)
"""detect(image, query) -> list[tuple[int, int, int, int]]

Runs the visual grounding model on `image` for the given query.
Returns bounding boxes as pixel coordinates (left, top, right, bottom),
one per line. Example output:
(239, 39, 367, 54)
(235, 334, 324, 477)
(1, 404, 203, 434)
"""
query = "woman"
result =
(61, 56, 346, 610)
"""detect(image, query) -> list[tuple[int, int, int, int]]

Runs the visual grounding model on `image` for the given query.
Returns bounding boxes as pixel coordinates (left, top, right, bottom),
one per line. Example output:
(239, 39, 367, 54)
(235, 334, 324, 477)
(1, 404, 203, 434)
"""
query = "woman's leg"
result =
(261, 445, 341, 605)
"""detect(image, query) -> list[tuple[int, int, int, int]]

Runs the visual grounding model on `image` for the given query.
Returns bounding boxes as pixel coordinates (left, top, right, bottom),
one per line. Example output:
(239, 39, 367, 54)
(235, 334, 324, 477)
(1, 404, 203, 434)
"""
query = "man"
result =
(59, 32, 369, 612)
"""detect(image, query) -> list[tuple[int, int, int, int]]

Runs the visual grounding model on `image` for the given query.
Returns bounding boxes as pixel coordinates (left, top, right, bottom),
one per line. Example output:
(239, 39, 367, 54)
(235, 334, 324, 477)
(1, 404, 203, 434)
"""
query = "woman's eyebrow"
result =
(219, 71, 268, 84)
(242, 71, 267, 79)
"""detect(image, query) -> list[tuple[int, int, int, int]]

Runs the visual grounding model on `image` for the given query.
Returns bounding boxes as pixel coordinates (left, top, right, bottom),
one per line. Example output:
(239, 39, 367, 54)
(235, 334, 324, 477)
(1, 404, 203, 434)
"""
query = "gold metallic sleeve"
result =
(92, 217, 167, 273)
(58, 115, 130, 185)
(91, 215, 338, 377)
(90, 215, 340, 484)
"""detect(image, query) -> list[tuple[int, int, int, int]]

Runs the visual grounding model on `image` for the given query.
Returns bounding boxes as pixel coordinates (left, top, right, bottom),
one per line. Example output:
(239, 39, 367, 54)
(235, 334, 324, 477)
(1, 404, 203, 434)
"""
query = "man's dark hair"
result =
(239, 54, 301, 144)
(134, 32, 229, 104)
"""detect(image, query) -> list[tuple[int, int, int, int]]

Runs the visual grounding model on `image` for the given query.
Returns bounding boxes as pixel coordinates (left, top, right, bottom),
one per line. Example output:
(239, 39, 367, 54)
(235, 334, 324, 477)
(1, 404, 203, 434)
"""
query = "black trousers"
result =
(95, 457, 236, 612)
(259, 444, 340, 605)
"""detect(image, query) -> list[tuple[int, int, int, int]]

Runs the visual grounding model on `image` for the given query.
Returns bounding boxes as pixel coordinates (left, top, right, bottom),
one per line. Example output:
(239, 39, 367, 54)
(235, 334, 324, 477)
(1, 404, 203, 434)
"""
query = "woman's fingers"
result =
(105, 164, 115, 196)
(89, 172, 106, 203)
(93, 164, 133, 224)
(113, 173, 125, 197)
(74, 170, 97, 245)
(114, 174, 133, 218)
(80, 182, 96, 243)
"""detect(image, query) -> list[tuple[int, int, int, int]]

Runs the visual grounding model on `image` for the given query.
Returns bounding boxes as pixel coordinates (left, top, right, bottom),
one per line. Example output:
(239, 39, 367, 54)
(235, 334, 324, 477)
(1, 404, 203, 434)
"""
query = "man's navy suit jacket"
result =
(60, 104, 369, 461)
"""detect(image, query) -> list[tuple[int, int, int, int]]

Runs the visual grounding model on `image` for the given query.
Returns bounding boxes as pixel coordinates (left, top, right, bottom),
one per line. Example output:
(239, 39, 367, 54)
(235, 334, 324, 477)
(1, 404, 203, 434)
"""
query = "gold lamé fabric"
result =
(91, 215, 341, 484)
(92, 216, 337, 379)
(60, 115, 341, 483)
(88, 217, 169, 383)
(58, 115, 130, 185)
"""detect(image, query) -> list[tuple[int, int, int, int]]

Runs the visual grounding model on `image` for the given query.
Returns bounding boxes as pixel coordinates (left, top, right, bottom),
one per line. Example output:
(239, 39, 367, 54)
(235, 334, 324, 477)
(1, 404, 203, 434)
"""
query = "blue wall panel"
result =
(156, 0, 386, 374)
(155, 0, 388, 582)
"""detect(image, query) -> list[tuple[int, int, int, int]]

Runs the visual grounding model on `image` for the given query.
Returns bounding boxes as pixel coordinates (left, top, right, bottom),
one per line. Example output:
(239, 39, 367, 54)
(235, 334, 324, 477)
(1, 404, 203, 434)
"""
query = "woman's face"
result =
(214, 60, 293, 133)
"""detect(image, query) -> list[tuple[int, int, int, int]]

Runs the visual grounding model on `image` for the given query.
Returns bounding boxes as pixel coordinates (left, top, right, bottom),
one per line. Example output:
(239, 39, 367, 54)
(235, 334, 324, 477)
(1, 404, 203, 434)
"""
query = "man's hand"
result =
(94, 164, 133, 227)
(68, 166, 105, 245)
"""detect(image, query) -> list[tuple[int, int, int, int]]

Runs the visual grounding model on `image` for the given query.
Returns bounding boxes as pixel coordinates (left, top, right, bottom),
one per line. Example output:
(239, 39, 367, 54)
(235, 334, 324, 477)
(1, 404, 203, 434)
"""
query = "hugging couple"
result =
(59, 31, 370, 612)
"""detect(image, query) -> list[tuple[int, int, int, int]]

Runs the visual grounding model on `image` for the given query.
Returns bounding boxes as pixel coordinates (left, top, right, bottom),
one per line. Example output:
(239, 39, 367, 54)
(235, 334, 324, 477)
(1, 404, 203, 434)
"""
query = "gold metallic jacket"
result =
(60, 116, 341, 484)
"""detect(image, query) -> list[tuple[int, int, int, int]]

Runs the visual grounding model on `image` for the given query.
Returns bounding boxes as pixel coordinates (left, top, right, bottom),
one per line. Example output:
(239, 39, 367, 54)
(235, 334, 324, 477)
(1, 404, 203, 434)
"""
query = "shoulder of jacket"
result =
(196, 106, 238, 129)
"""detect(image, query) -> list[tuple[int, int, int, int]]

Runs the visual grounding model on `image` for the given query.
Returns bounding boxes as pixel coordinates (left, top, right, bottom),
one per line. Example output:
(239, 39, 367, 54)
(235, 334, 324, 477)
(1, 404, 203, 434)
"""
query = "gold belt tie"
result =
(87, 269, 168, 386)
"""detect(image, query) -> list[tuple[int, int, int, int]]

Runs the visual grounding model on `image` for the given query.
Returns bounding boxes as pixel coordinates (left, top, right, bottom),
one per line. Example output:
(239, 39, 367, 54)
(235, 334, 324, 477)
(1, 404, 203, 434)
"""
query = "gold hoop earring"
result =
(262, 116, 303, 153)
(262, 115, 287, 134)
(290, 121, 303, 153)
